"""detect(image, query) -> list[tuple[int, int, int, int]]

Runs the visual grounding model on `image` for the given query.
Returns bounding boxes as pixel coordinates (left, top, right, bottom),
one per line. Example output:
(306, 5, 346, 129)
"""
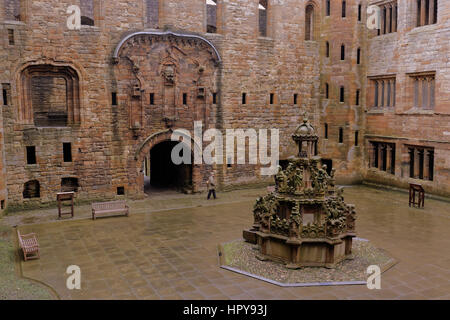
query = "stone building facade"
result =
(0, 0, 448, 211)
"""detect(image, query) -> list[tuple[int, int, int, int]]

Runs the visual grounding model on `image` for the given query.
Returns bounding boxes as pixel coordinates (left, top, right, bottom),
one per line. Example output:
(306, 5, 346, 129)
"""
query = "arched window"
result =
(305, 4, 315, 40)
(341, 44, 345, 60)
(206, 0, 217, 33)
(146, 0, 159, 28)
(259, 1, 268, 37)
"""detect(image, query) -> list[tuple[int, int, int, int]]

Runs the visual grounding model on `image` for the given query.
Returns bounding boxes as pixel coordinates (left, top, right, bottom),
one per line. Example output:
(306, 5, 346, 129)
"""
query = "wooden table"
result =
(57, 192, 75, 219)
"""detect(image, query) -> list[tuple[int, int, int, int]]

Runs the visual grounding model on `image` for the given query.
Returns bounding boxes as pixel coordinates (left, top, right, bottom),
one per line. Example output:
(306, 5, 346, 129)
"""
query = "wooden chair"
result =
(17, 230, 40, 261)
(92, 200, 129, 220)
(409, 183, 425, 208)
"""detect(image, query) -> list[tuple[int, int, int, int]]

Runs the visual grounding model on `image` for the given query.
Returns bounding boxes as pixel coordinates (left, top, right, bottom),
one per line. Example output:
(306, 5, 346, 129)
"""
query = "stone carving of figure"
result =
(314, 165, 329, 193)
(275, 165, 287, 193)
(162, 65, 175, 86)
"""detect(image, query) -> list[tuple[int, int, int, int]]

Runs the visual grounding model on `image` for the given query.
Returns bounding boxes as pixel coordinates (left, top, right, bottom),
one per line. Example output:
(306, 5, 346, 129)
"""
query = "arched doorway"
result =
(142, 140, 193, 194)
(135, 130, 199, 196)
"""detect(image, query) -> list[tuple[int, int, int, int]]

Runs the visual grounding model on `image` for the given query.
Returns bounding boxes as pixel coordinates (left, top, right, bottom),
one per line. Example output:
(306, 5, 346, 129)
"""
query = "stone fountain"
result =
(243, 118, 356, 268)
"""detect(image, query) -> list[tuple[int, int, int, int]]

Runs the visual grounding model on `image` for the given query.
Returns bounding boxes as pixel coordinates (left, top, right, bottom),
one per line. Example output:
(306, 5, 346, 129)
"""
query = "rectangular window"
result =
(112, 92, 117, 106)
(357, 48, 361, 65)
(409, 72, 435, 110)
(293, 94, 298, 105)
(369, 76, 396, 109)
(355, 131, 359, 146)
(340, 87, 345, 103)
(117, 186, 125, 195)
(146, 0, 159, 28)
(341, 45, 345, 60)
(183, 93, 188, 105)
(324, 123, 328, 139)
(358, 4, 362, 21)
(8, 29, 14, 45)
(213, 92, 217, 104)
(339, 128, 344, 143)
(371, 141, 395, 174)
(207, 0, 218, 33)
(326, 0, 331, 16)
(242, 93, 247, 105)
(80, 0, 95, 26)
(259, 1, 268, 37)
(342, 1, 346, 18)
(150, 93, 155, 105)
(26, 146, 37, 165)
(1, 200, 4, 210)
(356, 90, 360, 106)
(325, 83, 329, 99)
(2, 83, 10, 106)
(270, 93, 274, 105)
(63, 143, 72, 163)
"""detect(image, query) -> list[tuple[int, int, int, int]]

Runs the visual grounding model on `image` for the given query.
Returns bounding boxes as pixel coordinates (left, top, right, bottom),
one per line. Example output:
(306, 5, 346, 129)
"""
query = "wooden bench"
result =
(92, 200, 129, 220)
(17, 230, 40, 261)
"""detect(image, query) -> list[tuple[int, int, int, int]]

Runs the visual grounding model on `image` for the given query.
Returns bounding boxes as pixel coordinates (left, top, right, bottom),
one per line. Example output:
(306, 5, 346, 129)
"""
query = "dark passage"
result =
(150, 141, 192, 190)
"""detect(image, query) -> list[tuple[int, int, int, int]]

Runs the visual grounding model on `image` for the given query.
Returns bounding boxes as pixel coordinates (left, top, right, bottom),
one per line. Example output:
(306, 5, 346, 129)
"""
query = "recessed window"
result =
(8, 29, 14, 45)
(355, 131, 359, 146)
(356, 90, 360, 105)
(259, 1, 268, 37)
(146, 0, 159, 28)
(1, 200, 4, 210)
(411, 73, 435, 110)
(326, 0, 331, 16)
(213, 92, 217, 104)
(305, 4, 315, 41)
(339, 128, 344, 143)
(357, 48, 361, 64)
(358, 4, 362, 21)
(371, 142, 396, 175)
(370, 76, 396, 109)
(270, 93, 274, 105)
(2, 83, 10, 105)
(112, 92, 117, 106)
(61, 177, 79, 192)
(293, 94, 298, 105)
(63, 143, 72, 163)
(340, 87, 345, 103)
(342, 1, 346, 18)
(242, 93, 247, 105)
(80, 0, 95, 26)
(183, 93, 188, 105)
(26, 146, 37, 165)
(341, 44, 345, 60)
(417, 0, 437, 27)
(23, 180, 40, 199)
(206, 0, 218, 33)
(150, 93, 155, 105)
(324, 123, 328, 139)
(326, 41, 330, 57)
(325, 83, 329, 99)
(117, 186, 125, 195)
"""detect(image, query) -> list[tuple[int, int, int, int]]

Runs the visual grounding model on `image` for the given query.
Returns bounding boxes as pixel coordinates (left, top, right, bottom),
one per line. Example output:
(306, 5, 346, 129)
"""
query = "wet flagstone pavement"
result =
(11, 185, 450, 300)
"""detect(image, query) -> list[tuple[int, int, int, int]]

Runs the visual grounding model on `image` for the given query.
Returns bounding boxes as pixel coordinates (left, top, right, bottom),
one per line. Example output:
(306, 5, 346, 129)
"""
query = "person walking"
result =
(207, 172, 217, 200)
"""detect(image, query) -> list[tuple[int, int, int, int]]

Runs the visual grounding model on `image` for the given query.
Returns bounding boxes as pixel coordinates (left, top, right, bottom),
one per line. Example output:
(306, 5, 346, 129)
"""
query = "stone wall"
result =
(0, 0, 448, 209)
(364, 0, 450, 197)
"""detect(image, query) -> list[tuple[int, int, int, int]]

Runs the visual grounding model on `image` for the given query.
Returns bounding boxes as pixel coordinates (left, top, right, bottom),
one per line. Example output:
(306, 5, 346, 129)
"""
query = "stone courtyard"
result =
(6, 185, 450, 300)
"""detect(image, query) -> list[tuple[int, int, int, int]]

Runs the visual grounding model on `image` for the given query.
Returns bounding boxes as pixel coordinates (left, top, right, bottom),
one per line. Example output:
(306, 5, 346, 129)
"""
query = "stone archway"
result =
(134, 130, 201, 195)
